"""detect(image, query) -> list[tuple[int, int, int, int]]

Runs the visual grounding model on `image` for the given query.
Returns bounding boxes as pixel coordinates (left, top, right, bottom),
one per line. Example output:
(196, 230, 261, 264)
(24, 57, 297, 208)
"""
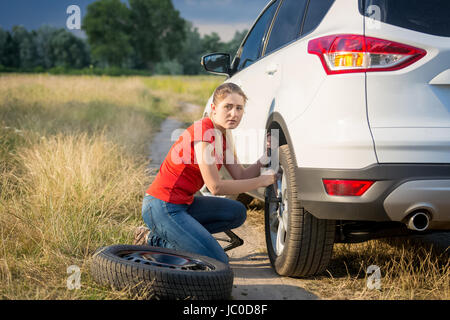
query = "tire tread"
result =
(265, 144, 335, 277)
(90, 245, 234, 300)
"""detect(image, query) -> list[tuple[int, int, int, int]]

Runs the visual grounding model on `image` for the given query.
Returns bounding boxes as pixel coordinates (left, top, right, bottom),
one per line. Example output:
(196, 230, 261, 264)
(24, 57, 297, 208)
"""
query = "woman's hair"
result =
(212, 82, 248, 106)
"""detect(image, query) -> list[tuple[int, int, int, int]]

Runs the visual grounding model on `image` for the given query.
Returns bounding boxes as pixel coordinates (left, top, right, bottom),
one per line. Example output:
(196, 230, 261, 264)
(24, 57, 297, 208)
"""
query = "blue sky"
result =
(0, 0, 269, 41)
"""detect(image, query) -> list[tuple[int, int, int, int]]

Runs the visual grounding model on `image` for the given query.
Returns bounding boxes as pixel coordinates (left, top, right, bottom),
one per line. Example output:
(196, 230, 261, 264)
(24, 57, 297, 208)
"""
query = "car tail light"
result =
(323, 179, 375, 196)
(308, 34, 426, 75)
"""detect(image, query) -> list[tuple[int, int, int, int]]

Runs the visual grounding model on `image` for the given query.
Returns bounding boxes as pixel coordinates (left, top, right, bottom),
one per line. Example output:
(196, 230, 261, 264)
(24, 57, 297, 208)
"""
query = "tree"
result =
(11, 25, 38, 69)
(202, 32, 225, 53)
(0, 27, 8, 67)
(200, 29, 248, 57)
(129, 0, 186, 70)
(34, 25, 59, 69)
(50, 29, 90, 68)
(67, 35, 90, 69)
(174, 24, 249, 75)
(223, 29, 248, 58)
(175, 21, 205, 75)
(82, 0, 132, 67)
(2, 32, 20, 68)
(153, 59, 184, 75)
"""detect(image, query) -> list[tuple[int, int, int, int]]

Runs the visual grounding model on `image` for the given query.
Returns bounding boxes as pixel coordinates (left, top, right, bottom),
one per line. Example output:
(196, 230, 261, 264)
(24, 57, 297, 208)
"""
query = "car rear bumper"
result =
(296, 163, 450, 229)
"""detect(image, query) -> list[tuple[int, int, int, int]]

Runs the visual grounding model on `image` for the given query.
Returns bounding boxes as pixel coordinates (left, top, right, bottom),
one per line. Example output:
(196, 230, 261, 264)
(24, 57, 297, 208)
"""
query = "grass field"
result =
(0, 73, 224, 299)
(0, 73, 448, 300)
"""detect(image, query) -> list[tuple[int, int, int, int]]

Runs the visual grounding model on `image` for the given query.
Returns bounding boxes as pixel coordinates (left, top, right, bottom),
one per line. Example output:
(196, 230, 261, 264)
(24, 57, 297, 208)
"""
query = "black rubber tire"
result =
(264, 144, 335, 277)
(90, 244, 234, 300)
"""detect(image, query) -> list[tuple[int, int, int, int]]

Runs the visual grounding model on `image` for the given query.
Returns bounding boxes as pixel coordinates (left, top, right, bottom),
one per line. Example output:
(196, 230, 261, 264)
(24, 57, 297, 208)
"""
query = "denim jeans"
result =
(141, 194, 247, 264)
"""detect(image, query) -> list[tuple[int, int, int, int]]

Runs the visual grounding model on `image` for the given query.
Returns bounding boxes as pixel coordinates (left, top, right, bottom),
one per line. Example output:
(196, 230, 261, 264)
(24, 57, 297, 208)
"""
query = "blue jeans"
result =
(141, 194, 247, 264)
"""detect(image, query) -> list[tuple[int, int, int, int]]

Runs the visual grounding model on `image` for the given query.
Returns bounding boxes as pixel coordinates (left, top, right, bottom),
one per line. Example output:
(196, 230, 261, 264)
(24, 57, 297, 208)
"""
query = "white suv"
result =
(201, 0, 450, 277)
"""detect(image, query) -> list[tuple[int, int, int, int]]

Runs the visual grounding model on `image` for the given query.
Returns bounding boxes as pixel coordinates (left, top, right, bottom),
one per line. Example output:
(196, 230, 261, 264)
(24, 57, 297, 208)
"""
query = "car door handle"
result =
(265, 64, 278, 75)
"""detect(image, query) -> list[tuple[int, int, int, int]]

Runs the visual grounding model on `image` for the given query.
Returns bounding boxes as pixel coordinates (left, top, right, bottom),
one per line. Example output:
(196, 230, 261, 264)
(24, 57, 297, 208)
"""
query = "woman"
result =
(136, 82, 277, 264)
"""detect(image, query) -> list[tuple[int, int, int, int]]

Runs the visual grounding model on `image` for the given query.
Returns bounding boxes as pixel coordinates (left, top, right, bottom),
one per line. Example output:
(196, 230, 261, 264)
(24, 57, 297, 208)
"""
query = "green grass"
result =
(142, 75, 225, 107)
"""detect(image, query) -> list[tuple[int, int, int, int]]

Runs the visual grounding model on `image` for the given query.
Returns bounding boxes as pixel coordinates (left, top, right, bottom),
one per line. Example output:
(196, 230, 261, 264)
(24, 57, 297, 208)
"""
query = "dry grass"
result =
(0, 132, 151, 299)
(0, 73, 223, 299)
(0, 74, 172, 157)
(306, 238, 449, 300)
(245, 198, 265, 234)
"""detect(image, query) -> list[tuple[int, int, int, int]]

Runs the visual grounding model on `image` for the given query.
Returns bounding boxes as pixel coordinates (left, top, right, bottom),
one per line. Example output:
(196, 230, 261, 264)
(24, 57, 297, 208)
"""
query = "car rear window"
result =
(360, 0, 450, 37)
(264, 0, 308, 55)
(301, 0, 335, 36)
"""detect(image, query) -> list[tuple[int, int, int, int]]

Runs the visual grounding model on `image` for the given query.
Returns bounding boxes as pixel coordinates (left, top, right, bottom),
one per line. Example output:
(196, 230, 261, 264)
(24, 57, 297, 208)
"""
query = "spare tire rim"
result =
(119, 250, 215, 271)
(269, 167, 288, 256)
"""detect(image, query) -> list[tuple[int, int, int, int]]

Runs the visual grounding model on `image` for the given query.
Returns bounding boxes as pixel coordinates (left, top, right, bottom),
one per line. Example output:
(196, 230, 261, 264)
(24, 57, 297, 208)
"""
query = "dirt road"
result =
(220, 223, 318, 300)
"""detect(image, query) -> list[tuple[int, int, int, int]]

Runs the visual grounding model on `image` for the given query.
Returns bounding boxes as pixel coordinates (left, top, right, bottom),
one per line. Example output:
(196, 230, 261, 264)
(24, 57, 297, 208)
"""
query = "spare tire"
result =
(90, 244, 234, 300)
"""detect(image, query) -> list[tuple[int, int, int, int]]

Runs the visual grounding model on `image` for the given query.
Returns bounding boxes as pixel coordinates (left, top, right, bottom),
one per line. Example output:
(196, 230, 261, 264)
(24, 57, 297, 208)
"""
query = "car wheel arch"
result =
(265, 111, 297, 166)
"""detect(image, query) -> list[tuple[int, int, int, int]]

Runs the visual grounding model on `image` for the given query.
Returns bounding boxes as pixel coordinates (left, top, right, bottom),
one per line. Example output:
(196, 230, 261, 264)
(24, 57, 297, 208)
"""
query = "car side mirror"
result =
(201, 53, 231, 76)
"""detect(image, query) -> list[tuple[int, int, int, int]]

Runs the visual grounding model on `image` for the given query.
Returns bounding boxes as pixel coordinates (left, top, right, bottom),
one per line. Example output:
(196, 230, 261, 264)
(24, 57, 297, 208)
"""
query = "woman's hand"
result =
(259, 168, 278, 187)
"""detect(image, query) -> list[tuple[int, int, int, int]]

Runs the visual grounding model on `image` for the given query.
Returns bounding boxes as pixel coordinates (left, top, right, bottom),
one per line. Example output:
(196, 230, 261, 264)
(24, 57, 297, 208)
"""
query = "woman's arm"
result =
(224, 132, 271, 180)
(224, 153, 269, 180)
(194, 141, 275, 195)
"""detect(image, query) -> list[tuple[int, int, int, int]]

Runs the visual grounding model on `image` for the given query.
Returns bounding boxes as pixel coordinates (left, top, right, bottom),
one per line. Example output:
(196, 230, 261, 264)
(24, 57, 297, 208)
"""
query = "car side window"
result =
(302, 0, 335, 36)
(236, 1, 279, 71)
(264, 0, 308, 55)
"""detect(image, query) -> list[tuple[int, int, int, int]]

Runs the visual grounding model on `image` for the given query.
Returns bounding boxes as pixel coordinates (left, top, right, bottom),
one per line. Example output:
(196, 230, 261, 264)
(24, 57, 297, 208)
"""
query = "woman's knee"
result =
(215, 250, 229, 264)
(141, 196, 163, 232)
(232, 201, 247, 228)
(141, 200, 152, 227)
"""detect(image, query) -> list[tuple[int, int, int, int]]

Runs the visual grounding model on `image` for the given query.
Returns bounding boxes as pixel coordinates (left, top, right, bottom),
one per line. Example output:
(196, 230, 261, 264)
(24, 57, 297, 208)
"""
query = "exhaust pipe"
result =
(407, 211, 430, 231)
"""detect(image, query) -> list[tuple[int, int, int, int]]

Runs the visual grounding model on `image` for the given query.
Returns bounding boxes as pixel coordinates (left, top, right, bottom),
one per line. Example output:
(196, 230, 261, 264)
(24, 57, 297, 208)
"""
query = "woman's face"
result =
(211, 92, 245, 132)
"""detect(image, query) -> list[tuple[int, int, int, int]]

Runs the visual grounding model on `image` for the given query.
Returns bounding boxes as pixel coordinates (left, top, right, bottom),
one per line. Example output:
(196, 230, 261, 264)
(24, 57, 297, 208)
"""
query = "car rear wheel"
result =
(264, 144, 335, 277)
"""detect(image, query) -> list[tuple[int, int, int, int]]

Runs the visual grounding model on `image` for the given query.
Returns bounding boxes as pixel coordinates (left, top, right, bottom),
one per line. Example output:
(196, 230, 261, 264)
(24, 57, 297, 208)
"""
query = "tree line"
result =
(0, 0, 247, 75)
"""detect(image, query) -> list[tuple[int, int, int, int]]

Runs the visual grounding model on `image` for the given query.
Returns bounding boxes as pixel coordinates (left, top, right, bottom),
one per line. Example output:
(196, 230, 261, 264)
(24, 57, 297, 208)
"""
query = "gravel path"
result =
(219, 223, 318, 300)
(148, 116, 184, 170)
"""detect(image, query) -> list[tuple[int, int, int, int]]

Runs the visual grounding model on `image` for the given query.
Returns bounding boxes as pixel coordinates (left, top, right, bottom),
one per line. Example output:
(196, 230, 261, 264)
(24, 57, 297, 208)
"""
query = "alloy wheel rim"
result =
(269, 167, 288, 256)
(119, 250, 215, 271)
